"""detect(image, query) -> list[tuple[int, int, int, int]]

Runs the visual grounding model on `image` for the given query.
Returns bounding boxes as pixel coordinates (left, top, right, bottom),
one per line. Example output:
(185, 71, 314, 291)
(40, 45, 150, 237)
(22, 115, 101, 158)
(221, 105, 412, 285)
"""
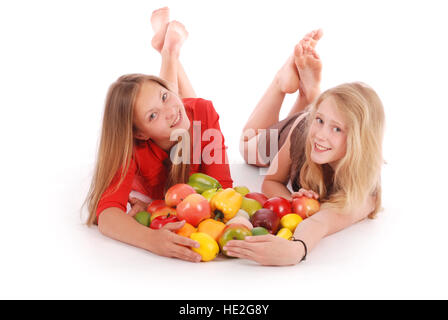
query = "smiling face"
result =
(133, 81, 190, 150)
(308, 97, 348, 168)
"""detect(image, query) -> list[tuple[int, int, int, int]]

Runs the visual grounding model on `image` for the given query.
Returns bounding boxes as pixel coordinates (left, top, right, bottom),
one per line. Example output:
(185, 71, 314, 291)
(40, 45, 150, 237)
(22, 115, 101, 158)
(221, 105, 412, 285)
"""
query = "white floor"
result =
(1, 153, 447, 300)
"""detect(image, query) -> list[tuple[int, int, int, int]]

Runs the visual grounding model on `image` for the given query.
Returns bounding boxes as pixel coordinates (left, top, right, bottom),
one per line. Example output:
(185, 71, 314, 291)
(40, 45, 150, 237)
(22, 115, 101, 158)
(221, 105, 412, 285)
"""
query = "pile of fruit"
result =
(134, 173, 320, 262)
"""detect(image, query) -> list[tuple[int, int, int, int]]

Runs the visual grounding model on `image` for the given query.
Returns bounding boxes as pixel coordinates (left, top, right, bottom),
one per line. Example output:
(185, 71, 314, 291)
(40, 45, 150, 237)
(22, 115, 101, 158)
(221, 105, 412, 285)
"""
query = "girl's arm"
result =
(292, 194, 375, 255)
(98, 207, 202, 262)
(262, 114, 306, 200)
(261, 140, 292, 199)
(223, 194, 375, 266)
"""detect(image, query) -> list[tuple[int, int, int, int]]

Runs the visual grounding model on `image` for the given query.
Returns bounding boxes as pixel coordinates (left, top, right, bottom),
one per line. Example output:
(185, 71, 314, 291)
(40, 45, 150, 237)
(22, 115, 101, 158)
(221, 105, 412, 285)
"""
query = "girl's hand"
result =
(128, 197, 150, 217)
(291, 188, 319, 200)
(149, 220, 202, 263)
(223, 234, 305, 266)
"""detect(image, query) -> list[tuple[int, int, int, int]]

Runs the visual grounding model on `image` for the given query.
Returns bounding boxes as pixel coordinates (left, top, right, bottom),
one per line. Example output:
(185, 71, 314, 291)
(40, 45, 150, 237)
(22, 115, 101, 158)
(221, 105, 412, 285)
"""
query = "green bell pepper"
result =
(188, 173, 222, 194)
(201, 188, 223, 202)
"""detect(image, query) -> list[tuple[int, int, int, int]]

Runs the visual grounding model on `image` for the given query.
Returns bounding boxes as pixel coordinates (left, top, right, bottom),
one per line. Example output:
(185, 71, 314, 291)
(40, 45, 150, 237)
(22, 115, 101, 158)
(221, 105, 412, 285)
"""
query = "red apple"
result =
(165, 183, 196, 207)
(250, 208, 280, 234)
(245, 192, 269, 206)
(263, 197, 292, 219)
(176, 194, 211, 227)
(291, 196, 320, 219)
(147, 200, 166, 214)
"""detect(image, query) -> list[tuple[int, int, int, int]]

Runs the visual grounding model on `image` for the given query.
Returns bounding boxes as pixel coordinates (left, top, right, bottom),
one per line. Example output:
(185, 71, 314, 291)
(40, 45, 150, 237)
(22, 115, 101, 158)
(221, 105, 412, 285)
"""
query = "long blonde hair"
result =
(300, 82, 385, 218)
(84, 74, 189, 226)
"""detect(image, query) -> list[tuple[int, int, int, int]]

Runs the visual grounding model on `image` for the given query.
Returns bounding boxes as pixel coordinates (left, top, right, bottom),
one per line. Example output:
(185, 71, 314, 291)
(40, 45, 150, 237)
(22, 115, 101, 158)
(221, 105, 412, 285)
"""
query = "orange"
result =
(197, 219, 226, 242)
(176, 222, 197, 238)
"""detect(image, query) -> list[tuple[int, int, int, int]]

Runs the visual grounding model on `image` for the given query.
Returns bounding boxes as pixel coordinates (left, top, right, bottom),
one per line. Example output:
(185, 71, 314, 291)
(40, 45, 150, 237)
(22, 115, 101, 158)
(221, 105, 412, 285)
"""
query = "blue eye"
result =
(149, 112, 157, 121)
(162, 92, 168, 102)
(316, 117, 323, 124)
(333, 127, 342, 133)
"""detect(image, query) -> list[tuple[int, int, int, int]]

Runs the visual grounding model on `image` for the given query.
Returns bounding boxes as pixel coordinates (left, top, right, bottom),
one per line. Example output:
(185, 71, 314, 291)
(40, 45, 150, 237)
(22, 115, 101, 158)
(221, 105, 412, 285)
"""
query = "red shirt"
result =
(97, 98, 233, 218)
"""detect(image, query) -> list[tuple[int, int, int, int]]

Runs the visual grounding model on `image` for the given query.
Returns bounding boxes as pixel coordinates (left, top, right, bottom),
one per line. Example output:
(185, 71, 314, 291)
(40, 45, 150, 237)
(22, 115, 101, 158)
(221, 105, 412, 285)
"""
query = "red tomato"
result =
(165, 184, 196, 207)
(263, 197, 292, 219)
(176, 194, 211, 227)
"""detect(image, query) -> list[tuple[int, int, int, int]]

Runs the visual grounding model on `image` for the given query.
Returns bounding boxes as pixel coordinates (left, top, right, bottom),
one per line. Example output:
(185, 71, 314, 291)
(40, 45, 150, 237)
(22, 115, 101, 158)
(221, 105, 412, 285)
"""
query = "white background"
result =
(1, 0, 447, 299)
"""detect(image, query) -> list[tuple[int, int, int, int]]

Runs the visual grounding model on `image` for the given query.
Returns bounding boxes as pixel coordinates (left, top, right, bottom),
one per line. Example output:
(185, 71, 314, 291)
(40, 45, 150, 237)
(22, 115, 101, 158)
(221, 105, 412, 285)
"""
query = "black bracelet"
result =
(291, 237, 307, 262)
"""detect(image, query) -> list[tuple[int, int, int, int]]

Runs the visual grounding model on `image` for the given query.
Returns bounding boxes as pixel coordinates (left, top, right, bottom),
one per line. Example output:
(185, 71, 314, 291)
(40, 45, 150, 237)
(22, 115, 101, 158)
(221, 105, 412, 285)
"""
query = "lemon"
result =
(190, 232, 219, 262)
(276, 227, 293, 240)
(280, 214, 303, 232)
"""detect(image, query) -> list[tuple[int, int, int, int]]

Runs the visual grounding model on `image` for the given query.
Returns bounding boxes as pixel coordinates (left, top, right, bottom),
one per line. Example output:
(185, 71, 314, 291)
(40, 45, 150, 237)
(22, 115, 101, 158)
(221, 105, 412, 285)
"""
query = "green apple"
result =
(135, 211, 151, 227)
(251, 226, 269, 236)
(241, 197, 262, 217)
(234, 186, 250, 196)
(218, 224, 252, 256)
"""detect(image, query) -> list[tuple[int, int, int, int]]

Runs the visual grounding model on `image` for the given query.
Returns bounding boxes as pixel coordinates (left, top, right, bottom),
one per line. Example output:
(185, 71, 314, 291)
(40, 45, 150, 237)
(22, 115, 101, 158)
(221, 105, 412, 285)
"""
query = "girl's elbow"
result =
(261, 178, 285, 198)
(261, 179, 270, 195)
(97, 213, 107, 235)
(354, 195, 377, 222)
(97, 209, 115, 235)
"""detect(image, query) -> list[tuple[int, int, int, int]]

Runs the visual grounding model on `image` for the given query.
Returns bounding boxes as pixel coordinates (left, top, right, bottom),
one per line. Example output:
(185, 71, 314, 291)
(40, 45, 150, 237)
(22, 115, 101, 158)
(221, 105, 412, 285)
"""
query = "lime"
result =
(135, 211, 151, 227)
(251, 226, 269, 236)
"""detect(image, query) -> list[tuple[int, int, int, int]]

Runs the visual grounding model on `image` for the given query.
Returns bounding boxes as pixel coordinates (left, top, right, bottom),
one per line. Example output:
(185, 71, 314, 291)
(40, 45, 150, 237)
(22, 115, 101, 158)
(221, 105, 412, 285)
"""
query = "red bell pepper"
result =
(149, 213, 179, 230)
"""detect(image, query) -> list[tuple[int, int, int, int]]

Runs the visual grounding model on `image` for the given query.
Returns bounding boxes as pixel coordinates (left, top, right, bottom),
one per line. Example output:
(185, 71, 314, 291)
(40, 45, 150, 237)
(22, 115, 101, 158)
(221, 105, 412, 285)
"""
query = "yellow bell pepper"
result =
(210, 189, 223, 210)
(211, 188, 243, 223)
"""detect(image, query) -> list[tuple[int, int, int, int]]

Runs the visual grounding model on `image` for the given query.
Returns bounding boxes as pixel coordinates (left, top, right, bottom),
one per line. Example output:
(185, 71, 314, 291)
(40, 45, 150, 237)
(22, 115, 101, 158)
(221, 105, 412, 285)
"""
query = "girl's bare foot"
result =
(151, 7, 170, 52)
(275, 29, 323, 95)
(161, 21, 188, 57)
(295, 41, 322, 103)
(275, 54, 301, 94)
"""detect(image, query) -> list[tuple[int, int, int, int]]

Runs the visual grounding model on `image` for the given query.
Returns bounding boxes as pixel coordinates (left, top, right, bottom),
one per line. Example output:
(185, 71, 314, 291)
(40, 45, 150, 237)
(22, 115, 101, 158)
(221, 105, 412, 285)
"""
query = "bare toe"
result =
(302, 29, 323, 48)
(312, 29, 323, 41)
(294, 43, 305, 69)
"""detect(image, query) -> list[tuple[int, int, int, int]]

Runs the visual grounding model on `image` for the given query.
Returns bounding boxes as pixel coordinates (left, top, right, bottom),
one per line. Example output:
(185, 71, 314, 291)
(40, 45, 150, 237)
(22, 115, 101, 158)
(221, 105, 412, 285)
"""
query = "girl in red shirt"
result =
(85, 8, 232, 262)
